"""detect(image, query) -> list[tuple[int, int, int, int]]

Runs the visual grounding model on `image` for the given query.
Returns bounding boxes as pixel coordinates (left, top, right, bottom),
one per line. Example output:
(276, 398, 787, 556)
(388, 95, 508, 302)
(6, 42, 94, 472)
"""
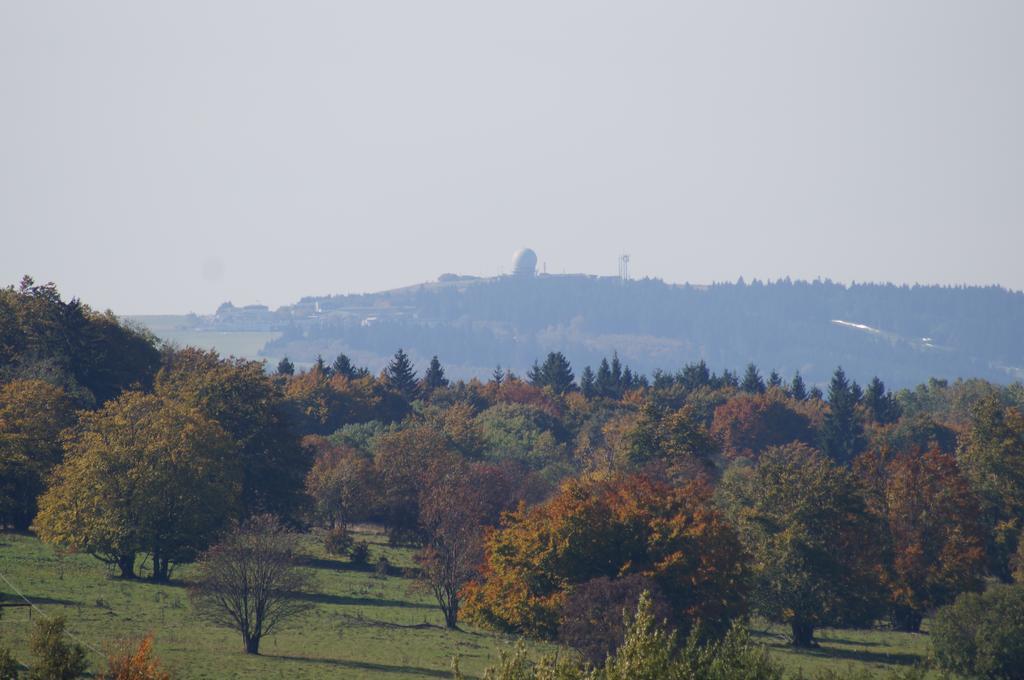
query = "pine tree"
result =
(580, 366, 596, 398)
(720, 369, 740, 388)
(332, 353, 357, 379)
(526, 360, 543, 387)
(610, 352, 623, 389)
(819, 366, 866, 465)
(540, 352, 575, 394)
(491, 365, 504, 385)
(596, 358, 614, 398)
(385, 349, 419, 400)
(314, 354, 330, 376)
(622, 367, 635, 392)
(809, 386, 824, 401)
(863, 376, 900, 424)
(789, 371, 808, 401)
(679, 360, 711, 390)
(767, 370, 783, 389)
(423, 355, 448, 391)
(741, 363, 765, 394)
(276, 356, 295, 376)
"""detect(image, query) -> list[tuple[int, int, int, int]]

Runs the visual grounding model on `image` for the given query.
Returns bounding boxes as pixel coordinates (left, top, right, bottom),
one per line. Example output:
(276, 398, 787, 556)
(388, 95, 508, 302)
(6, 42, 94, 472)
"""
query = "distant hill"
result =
(189, 273, 1024, 389)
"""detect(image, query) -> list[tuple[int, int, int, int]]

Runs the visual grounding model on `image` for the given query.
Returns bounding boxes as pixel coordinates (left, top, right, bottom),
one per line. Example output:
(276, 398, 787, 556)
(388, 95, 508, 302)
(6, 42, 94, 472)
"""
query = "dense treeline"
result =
(4, 278, 1024, 675)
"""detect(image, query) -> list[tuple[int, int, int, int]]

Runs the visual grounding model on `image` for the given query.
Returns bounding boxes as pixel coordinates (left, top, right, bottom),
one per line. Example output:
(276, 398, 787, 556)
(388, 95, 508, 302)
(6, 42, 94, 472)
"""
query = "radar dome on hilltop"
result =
(512, 248, 537, 277)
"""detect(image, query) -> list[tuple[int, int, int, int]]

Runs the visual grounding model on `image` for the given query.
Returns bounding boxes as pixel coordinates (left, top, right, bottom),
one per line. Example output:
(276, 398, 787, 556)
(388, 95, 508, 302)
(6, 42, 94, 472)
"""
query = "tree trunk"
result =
(891, 607, 923, 633)
(791, 620, 816, 648)
(244, 634, 260, 655)
(150, 550, 170, 582)
(444, 604, 459, 629)
(117, 554, 136, 579)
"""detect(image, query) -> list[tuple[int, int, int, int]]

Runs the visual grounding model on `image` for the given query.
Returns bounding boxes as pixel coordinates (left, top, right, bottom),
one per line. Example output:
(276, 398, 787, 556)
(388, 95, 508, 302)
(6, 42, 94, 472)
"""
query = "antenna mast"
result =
(618, 254, 630, 282)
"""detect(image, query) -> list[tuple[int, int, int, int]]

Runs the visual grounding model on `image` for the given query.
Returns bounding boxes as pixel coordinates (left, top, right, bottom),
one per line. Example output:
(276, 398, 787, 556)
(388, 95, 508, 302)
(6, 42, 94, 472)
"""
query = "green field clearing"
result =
(126, 315, 279, 362)
(0, 531, 938, 679)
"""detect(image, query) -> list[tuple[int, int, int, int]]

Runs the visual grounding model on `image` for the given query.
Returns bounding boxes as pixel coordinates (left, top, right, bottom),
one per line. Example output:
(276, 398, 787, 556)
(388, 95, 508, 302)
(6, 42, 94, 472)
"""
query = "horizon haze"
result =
(3, 1, 1023, 314)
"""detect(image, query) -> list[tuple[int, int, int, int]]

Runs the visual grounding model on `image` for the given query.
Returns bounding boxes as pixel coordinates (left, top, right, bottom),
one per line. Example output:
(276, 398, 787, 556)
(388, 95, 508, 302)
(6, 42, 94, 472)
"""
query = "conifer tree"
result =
(580, 366, 596, 398)
(526, 360, 543, 387)
(540, 352, 575, 395)
(767, 370, 783, 389)
(863, 377, 900, 424)
(332, 353, 357, 379)
(610, 352, 623, 389)
(385, 349, 419, 400)
(679, 360, 712, 390)
(423, 355, 449, 391)
(789, 371, 808, 401)
(491, 365, 504, 385)
(596, 358, 614, 397)
(276, 356, 294, 376)
(741, 363, 765, 394)
(819, 367, 866, 465)
(314, 354, 330, 376)
(622, 367, 635, 392)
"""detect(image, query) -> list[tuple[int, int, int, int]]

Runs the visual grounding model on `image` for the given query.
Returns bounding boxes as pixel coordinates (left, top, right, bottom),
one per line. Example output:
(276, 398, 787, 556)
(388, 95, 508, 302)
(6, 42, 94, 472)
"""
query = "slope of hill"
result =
(187, 272, 1024, 389)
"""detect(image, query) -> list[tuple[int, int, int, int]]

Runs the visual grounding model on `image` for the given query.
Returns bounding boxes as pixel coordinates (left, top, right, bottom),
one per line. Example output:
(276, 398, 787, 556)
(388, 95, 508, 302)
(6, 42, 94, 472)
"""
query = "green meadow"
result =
(0, 530, 938, 679)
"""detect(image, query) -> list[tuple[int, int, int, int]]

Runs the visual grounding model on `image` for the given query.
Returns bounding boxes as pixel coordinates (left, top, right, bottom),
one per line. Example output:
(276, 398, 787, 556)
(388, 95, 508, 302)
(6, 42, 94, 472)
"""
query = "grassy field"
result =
(0, 530, 938, 679)
(126, 315, 280, 363)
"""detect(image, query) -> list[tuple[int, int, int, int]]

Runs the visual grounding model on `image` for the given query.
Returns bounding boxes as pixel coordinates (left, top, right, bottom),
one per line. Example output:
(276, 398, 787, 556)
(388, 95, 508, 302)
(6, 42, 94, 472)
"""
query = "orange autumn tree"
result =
(462, 474, 747, 640)
(710, 388, 821, 461)
(860, 448, 987, 631)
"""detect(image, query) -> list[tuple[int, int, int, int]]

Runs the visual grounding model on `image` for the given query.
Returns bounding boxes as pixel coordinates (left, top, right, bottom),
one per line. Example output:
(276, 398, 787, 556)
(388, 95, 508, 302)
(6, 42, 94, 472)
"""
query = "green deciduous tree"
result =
(957, 395, 1024, 581)
(719, 443, 884, 647)
(932, 584, 1024, 679)
(0, 379, 76, 529)
(156, 348, 309, 520)
(35, 391, 238, 580)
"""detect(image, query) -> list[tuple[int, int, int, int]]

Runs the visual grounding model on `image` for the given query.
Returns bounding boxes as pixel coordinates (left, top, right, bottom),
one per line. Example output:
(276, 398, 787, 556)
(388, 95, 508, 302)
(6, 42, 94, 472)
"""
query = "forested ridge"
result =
(262, 276, 1024, 388)
(4, 277, 1024, 678)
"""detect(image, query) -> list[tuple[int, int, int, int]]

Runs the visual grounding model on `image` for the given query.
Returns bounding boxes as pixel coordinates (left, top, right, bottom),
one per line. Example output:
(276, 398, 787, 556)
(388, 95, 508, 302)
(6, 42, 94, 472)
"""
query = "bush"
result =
(99, 633, 170, 680)
(323, 525, 354, 556)
(559, 575, 672, 666)
(0, 647, 19, 680)
(28, 616, 88, 680)
(932, 583, 1024, 679)
(350, 541, 370, 567)
(463, 592, 784, 680)
(375, 556, 390, 577)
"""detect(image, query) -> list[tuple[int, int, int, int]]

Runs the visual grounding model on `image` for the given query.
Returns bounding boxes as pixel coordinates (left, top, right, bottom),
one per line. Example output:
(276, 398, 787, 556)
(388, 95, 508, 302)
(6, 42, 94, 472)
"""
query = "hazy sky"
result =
(2, 1, 1022, 314)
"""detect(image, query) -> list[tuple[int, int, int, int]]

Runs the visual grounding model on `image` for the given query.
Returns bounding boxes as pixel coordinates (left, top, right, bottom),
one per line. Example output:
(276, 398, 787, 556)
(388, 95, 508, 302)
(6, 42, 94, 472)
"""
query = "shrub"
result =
(0, 647, 19, 680)
(323, 525, 354, 557)
(375, 556, 390, 577)
(463, 592, 784, 680)
(100, 633, 170, 680)
(27, 616, 88, 680)
(932, 583, 1024, 679)
(350, 541, 370, 567)
(558, 575, 672, 666)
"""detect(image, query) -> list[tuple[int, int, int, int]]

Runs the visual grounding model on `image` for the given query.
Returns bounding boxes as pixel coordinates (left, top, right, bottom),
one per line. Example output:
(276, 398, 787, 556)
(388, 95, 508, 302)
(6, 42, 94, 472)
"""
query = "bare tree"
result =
(414, 459, 486, 629)
(188, 514, 312, 654)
